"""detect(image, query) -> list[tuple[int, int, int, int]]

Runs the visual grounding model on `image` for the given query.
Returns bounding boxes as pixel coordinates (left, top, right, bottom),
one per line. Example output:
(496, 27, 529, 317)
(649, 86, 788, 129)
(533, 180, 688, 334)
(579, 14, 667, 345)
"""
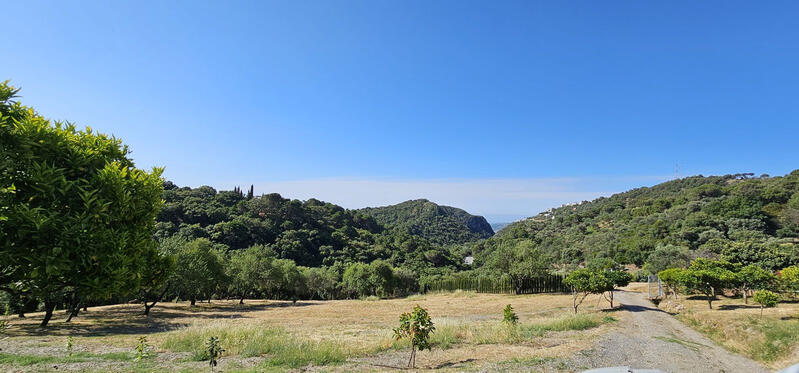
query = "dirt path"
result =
(569, 290, 768, 373)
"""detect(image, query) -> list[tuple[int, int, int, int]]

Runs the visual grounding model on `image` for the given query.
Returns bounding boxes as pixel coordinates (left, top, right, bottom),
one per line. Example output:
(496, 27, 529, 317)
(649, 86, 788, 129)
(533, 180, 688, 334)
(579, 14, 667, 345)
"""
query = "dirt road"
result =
(569, 290, 768, 373)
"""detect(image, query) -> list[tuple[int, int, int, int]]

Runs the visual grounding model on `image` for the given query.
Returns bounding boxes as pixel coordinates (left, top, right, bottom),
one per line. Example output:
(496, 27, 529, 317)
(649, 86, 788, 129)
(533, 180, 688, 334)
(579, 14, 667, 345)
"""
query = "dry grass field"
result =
(652, 291, 799, 369)
(0, 291, 620, 372)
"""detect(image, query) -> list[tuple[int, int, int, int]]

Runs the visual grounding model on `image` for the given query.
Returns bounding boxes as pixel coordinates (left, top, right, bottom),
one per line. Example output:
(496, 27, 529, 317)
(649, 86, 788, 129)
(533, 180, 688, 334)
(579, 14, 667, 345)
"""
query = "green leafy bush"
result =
(752, 290, 779, 317)
(205, 337, 224, 372)
(394, 305, 435, 368)
(502, 304, 519, 325)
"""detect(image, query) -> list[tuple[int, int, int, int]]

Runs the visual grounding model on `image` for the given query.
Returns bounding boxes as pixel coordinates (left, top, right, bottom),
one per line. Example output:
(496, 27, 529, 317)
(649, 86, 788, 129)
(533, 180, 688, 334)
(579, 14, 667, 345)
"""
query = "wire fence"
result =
(423, 274, 568, 294)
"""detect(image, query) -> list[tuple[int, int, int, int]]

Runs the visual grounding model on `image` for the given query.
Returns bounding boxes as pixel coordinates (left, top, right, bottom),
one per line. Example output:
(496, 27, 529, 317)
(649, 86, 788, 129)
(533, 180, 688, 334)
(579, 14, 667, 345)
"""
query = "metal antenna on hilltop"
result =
(674, 163, 679, 180)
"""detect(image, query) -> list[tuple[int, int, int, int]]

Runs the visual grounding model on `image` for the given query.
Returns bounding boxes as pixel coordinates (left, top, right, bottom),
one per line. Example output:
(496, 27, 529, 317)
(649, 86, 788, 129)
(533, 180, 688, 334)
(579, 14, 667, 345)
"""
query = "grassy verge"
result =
(678, 310, 799, 365)
(0, 351, 135, 366)
(161, 321, 347, 368)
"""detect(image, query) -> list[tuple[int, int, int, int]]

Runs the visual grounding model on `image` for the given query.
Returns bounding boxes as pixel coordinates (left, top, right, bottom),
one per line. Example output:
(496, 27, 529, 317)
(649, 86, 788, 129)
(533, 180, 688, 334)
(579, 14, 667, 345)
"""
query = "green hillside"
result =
(154, 184, 464, 272)
(472, 172, 799, 273)
(359, 199, 494, 245)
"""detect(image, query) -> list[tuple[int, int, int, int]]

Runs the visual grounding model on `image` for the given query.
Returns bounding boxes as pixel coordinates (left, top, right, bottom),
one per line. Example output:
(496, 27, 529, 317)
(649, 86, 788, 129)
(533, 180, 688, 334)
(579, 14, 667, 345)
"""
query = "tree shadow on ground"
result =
(617, 303, 670, 314)
(433, 359, 476, 369)
(4, 300, 318, 337)
(717, 304, 760, 311)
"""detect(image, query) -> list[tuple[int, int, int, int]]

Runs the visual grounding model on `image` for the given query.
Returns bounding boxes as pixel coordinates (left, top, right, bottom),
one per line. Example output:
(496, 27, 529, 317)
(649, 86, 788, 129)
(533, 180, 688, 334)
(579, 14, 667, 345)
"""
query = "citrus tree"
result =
(604, 270, 633, 308)
(0, 82, 164, 326)
(780, 265, 799, 295)
(563, 269, 613, 314)
(393, 305, 435, 368)
(681, 259, 737, 309)
(658, 268, 686, 299)
(735, 264, 774, 304)
(752, 290, 779, 317)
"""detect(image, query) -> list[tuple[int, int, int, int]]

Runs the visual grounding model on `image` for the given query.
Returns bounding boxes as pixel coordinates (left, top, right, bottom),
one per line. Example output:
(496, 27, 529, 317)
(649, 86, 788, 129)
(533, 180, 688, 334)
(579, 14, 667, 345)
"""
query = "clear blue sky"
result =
(3, 1, 798, 222)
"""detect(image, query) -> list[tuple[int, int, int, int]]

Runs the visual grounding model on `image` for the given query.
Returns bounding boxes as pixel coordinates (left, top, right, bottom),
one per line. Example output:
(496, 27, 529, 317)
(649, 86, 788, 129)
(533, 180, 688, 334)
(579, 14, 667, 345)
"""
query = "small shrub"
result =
(135, 336, 150, 361)
(66, 336, 74, 357)
(752, 290, 779, 317)
(502, 304, 519, 325)
(393, 305, 435, 368)
(205, 337, 224, 372)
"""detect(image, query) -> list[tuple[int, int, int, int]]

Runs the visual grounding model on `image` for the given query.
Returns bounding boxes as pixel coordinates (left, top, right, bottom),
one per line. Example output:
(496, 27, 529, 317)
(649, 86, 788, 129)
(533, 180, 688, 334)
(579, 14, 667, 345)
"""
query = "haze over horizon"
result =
(3, 1, 798, 223)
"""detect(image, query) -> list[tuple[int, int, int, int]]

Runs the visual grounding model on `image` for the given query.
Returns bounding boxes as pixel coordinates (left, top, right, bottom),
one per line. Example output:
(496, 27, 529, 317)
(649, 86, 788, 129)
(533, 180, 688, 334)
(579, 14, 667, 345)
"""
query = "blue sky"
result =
(3, 1, 798, 222)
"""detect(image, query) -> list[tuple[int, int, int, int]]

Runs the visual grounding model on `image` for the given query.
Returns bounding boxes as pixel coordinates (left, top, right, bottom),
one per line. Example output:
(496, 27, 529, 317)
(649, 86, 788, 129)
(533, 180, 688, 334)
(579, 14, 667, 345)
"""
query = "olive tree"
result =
(0, 82, 164, 326)
(226, 244, 279, 303)
(165, 238, 227, 306)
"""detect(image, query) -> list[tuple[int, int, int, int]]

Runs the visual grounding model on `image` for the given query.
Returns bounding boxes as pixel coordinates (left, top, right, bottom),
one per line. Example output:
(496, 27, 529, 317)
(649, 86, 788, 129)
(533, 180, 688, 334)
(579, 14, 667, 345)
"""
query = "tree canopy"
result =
(0, 81, 164, 326)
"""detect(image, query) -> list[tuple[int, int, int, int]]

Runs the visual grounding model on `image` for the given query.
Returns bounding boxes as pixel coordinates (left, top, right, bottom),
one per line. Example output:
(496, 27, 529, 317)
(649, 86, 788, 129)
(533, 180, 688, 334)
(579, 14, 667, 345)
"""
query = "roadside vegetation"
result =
(650, 257, 799, 368)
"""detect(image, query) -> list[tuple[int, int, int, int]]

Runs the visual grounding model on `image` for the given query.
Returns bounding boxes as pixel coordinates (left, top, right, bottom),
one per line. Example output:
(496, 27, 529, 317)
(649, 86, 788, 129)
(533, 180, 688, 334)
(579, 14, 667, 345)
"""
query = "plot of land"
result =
(0, 287, 783, 372)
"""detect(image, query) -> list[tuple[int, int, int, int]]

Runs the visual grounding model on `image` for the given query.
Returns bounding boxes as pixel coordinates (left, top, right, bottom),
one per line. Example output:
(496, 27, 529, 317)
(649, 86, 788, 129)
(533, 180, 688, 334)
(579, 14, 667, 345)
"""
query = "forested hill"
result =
(473, 172, 799, 273)
(154, 183, 464, 272)
(359, 199, 494, 245)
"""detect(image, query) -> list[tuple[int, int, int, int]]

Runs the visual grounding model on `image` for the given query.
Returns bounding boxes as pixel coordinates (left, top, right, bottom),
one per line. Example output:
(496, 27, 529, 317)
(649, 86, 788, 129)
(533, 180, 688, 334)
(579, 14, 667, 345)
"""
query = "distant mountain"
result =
(360, 199, 494, 245)
(490, 222, 511, 232)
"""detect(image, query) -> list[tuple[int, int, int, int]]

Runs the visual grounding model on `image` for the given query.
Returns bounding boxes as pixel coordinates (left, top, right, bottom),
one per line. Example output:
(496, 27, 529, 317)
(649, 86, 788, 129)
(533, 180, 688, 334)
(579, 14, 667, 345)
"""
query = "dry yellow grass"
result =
(0, 292, 619, 371)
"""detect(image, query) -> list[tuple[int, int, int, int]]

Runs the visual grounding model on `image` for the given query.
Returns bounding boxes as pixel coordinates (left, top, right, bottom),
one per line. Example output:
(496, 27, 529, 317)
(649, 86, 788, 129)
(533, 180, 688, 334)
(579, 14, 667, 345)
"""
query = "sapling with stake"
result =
(205, 336, 225, 372)
(393, 305, 435, 369)
(135, 336, 150, 361)
(66, 336, 74, 357)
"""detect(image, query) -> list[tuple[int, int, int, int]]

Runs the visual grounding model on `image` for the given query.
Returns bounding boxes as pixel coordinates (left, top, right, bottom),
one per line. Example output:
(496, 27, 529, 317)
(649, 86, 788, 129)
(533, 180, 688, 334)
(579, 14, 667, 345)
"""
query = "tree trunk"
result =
(144, 302, 155, 316)
(572, 292, 578, 314)
(40, 300, 56, 328)
(707, 295, 713, 309)
(742, 287, 748, 304)
(83, 305, 88, 312)
(239, 296, 245, 305)
(609, 291, 614, 308)
(407, 345, 416, 368)
(144, 288, 168, 316)
(190, 297, 196, 306)
(65, 304, 80, 323)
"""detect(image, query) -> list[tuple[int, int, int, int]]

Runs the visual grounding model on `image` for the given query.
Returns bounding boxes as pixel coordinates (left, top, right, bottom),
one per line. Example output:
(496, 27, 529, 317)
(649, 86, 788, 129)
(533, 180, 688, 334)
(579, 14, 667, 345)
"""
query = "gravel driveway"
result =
(569, 290, 768, 373)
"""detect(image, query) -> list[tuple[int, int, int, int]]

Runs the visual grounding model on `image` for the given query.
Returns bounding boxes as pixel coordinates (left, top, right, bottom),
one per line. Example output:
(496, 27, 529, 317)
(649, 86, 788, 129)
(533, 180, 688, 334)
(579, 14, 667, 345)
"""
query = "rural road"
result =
(569, 290, 769, 373)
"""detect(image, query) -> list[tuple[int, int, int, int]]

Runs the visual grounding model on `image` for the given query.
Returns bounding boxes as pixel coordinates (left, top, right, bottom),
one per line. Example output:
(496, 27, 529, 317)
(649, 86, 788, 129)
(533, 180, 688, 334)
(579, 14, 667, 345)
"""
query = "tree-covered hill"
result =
(472, 172, 799, 273)
(359, 199, 494, 245)
(154, 184, 464, 272)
